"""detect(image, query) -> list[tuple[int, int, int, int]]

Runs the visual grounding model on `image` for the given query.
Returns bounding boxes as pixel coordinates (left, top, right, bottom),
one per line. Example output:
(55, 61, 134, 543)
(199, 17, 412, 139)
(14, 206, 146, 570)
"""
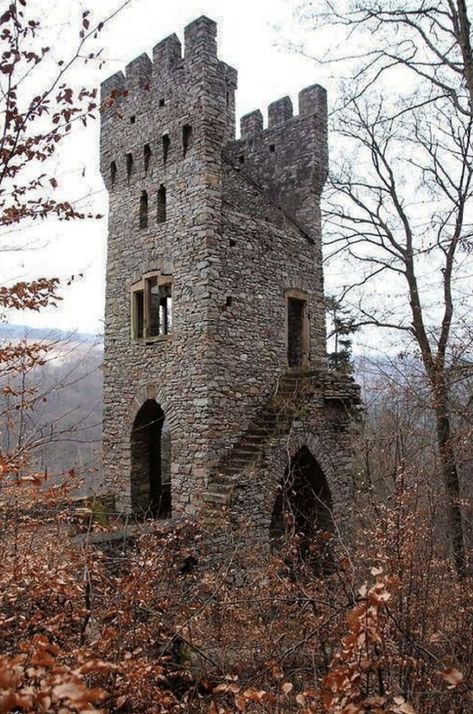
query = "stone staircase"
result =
(201, 373, 314, 518)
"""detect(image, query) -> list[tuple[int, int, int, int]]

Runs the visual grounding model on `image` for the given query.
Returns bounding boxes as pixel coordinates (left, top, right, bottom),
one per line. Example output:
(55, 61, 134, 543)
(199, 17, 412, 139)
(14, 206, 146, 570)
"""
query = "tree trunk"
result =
(432, 376, 466, 578)
(456, 0, 473, 112)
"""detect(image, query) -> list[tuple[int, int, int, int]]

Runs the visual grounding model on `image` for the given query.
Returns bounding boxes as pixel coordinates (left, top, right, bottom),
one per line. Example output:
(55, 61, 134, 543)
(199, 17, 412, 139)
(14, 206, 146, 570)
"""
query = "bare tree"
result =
(0, 0, 131, 482)
(294, 0, 473, 576)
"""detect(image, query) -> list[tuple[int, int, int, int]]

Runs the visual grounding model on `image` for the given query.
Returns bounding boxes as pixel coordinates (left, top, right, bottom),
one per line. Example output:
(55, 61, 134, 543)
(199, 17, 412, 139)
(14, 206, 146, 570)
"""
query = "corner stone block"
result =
(184, 16, 217, 61)
(240, 110, 263, 138)
(298, 84, 327, 118)
(268, 96, 293, 128)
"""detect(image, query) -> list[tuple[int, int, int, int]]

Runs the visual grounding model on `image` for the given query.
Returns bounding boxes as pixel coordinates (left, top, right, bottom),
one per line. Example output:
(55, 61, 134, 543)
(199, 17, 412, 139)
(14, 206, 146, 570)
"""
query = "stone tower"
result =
(100, 17, 359, 547)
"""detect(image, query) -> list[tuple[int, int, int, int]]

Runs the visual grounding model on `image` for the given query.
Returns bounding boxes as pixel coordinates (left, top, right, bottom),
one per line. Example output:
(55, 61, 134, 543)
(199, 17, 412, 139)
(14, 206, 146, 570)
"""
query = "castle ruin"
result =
(100, 16, 359, 551)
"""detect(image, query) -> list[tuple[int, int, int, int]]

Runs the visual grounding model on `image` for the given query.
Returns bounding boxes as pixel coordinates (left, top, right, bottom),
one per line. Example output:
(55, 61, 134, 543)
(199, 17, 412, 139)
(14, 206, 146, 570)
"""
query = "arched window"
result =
(130, 399, 171, 518)
(162, 133, 170, 166)
(110, 161, 117, 186)
(182, 124, 193, 157)
(126, 152, 133, 181)
(144, 144, 151, 174)
(139, 190, 148, 229)
(157, 184, 166, 223)
(270, 447, 334, 569)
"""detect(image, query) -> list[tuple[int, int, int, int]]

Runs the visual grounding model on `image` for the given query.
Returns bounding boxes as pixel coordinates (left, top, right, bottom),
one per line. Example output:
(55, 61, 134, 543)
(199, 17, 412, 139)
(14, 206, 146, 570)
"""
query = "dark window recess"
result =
(229, 238, 236, 247)
(159, 98, 165, 107)
(269, 143, 276, 153)
(139, 191, 148, 229)
(130, 115, 136, 124)
(238, 155, 245, 164)
(133, 290, 144, 339)
(157, 184, 166, 223)
(162, 134, 170, 166)
(182, 124, 193, 157)
(126, 153, 133, 180)
(225, 296, 233, 307)
(147, 279, 172, 337)
(110, 161, 117, 186)
(287, 297, 305, 368)
(144, 144, 151, 174)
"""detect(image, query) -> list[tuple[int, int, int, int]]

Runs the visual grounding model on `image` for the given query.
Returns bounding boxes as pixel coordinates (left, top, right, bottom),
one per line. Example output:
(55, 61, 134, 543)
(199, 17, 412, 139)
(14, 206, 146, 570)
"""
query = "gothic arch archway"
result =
(130, 399, 171, 517)
(269, 445, 334, 565)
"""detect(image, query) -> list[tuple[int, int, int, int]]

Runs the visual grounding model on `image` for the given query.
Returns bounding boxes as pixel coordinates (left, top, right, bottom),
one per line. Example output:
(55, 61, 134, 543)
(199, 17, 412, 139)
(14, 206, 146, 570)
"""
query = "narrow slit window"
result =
(126, 152, 133, 180)
(110, 161, 117, 186)
(157, 184, 166, 223)
(162, 134, 170, 166)
(132, 289, 144, 339)
(144, 144, 151, 174)
(139, 191, 148, 228)
(182, 124, 193, 157)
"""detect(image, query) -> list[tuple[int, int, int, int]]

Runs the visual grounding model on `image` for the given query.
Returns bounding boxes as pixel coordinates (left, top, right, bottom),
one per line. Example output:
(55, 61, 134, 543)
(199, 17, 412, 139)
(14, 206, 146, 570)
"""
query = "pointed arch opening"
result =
(130, 399, 171, 518)
(139, 190, 148, 228)
(182, 124, 193, 157)
(269, 446, 334, 567)
(162, 133, 170, 166)
(157, 184, 166, 223)
(126, 152, 133, 181)
(110, 160, 117, 186)
(144, 143, 151, 174)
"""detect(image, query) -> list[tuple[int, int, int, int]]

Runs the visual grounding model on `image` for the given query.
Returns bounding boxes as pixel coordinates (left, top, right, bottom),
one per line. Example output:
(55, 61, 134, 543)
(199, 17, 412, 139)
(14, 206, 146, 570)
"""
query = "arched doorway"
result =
(130, 399, 171, 517)
(269, 446, 334, 565)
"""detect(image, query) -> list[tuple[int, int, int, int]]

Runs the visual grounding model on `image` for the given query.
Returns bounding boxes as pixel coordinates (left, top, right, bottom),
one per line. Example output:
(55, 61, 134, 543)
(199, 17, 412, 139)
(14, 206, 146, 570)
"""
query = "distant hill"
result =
(0, 323, 103, 345)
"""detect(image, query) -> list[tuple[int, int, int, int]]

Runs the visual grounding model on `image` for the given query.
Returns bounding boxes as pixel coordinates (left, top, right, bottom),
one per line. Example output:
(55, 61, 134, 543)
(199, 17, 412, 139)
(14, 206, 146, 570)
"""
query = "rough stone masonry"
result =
(99, 16, 360, 551)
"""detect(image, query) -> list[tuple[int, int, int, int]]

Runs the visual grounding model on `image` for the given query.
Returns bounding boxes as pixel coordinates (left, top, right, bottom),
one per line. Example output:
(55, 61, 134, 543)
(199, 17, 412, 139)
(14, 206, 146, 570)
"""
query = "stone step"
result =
(228, 455, 259, 467)
(241, 432, 268, 442)
(253, 415, 277, 425)
(203, 490, 232, 504)
(212, 473, 240, 485)
(232, 444, 261, 455)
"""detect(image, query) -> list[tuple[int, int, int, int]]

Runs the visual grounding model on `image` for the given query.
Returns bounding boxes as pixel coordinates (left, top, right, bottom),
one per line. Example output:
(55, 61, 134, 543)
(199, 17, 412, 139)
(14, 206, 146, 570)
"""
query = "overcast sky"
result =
(2, 0, 334, 336)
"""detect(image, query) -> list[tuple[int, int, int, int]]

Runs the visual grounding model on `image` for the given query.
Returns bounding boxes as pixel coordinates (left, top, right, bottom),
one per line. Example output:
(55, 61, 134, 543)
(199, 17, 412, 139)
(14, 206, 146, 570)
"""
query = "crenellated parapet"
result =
(100, 16, 237, 189)
(224, 84, 328, 238)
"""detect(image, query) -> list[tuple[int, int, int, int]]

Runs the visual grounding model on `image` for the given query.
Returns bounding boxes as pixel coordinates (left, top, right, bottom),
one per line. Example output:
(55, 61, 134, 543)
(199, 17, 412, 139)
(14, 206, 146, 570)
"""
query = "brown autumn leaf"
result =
(441, 668, 464, 688)
(391, 696, 416, 714)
